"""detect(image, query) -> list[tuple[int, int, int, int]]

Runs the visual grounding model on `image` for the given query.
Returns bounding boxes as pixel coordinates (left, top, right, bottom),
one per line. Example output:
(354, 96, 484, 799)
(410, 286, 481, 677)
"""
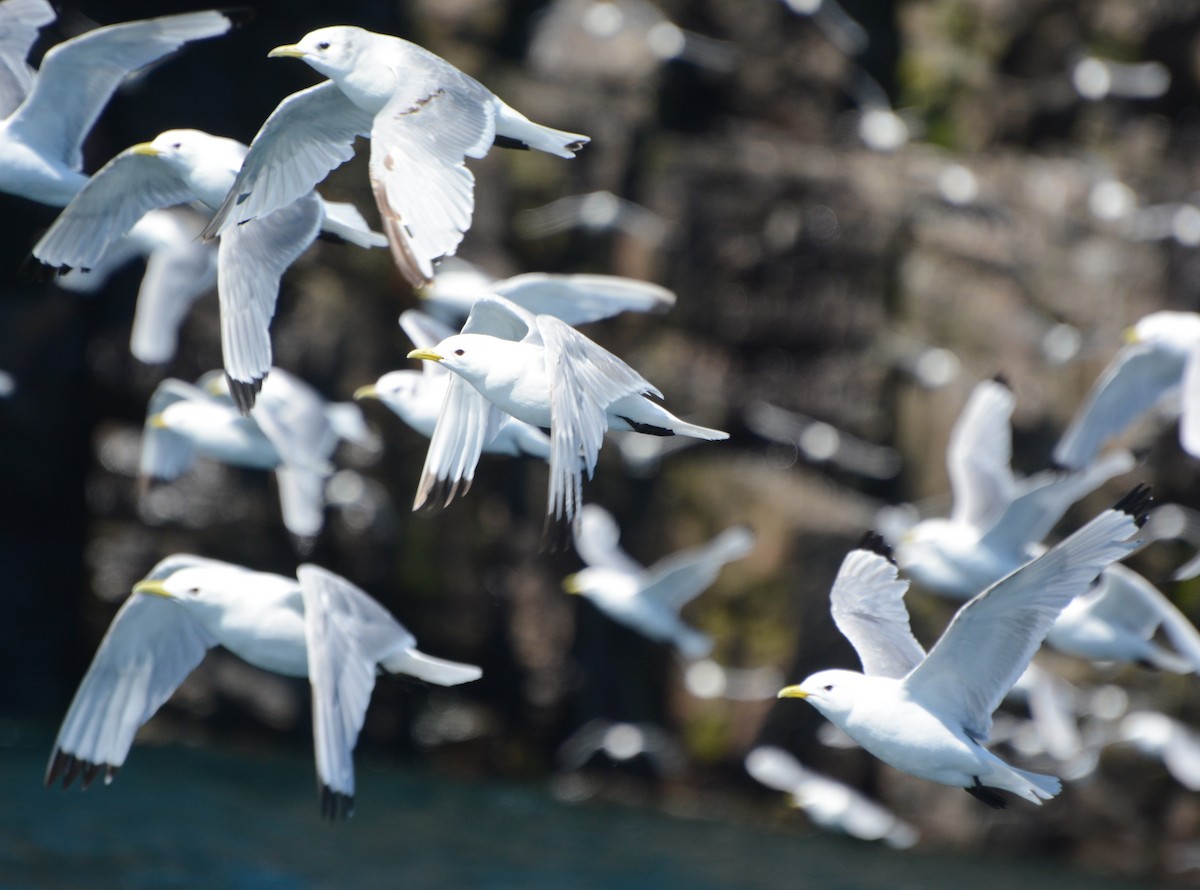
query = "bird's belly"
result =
(195, 428, 280, 469)
(219, 612, 310, 678)
(844, 702, 980, 786)
(481, 373, 552, 429)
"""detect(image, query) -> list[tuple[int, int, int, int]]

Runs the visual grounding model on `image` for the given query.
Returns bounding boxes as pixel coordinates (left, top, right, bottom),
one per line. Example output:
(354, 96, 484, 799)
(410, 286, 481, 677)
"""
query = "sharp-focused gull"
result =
(779, 487, 1150, 808)
(141, 368, 373, 543)
(354, 309, 551, 474)
(33, 128, 384, 411)
(1054, 311, 1200, 470)
(406, 295, 727, 522)
(0, 4, 241, 206)
(745, 746, 919, 848)
(417, 257, 676, 326)
(202, 25, 589, 287)
(46, 555, 481, 819)
(562, 504, 753, 658)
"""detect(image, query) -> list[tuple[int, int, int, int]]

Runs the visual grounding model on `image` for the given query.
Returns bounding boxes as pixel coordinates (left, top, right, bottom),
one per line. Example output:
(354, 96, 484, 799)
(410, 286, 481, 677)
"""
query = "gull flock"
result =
(12, 0, 1200, 854)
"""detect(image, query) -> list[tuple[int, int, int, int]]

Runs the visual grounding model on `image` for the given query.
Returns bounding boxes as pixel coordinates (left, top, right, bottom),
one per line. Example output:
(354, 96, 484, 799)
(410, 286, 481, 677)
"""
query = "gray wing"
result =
(128, 209, 219, 365)
(297, 564, 416, 817)
(492, 274, 676, 326)
(573, 504, 645, 576)
(906, 499, 1146, 741)
(203, 82, 374, 238)
(537, 313, 660, 522)
(1054, 342, 1188, 469)
(1087, 563, 1200, 669)
(217, 194, 324, 410)
(46, 592, 215, 789)
(0, 0, 54, 118)
(640, 526, 755, 612)
(32, 149, 196, 271)
(253, 368, 338, 472)
(829, 546, 926, 679)
(413, 297, 533, 509)
(8, 10, 236, 168)
(1180, 347, 1200, 459)
(946, 379, 1016, 532)
(368, 71, 496, 286)
(138, 378, 210, 481)
(981, 449, 1135, 561)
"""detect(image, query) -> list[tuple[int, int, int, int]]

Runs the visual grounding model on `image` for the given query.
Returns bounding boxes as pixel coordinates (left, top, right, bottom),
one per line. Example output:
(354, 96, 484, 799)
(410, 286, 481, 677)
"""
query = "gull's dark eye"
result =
(316, 41, 330, 50)
(188, 587, 200, 595)
(454, 349, 465, 356)
(171, 143, 182, 150)
(823, 684, 833, 692)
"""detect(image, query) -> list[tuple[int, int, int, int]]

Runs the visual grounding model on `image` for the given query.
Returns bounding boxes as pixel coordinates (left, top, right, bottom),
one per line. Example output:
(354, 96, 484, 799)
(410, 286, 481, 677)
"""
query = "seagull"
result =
(45, 555, 482, 819)
(51, 206, 219, 365)
(894, 376, 1134, 596)
(515, 190, 669, 245)
(778, 486, 1150, 808)
(562, 504, 753, 658)
(354, 309, 551, 472)
(1054, 311, 1200, 470)
(33, 128, 385, 411)
(140, 368, 373, 543)
(744, 746, 919, 848)
(201, 25, 589, 288)
(406, 295, 727, 522)
(417, 257, 676, 327)
(557, 719, 686, 776)
(0, 5, 242, 206)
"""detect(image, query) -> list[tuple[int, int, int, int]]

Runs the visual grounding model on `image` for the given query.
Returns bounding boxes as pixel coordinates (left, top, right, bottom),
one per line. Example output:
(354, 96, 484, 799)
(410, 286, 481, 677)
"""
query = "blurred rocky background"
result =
(4, 0, 1200, 882)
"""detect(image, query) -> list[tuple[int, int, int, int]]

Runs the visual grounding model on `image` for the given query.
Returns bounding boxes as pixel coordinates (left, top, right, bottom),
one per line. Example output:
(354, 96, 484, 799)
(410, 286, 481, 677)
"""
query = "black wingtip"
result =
(492, 135, 530, 151)
(227, 374, 263, 415)
(990, 372, 1012, 390)
(1113, 483, 1153, 528)
(218, 7, 255, 28)
(857, 531, 895, 563)
(319, 785, 355, 822)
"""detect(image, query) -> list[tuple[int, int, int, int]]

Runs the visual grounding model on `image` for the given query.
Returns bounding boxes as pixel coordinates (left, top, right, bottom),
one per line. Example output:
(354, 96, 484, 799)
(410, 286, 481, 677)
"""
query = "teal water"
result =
(0, 726, 1163, 890)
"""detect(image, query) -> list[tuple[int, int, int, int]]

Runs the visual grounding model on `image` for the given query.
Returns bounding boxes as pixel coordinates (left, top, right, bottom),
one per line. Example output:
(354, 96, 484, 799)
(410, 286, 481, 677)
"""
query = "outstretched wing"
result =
(492, 274, 676, 326)
(203, 81, 374, 238)
(906, 492, 1148, 741)
(0, 0, 55, 118)
(297, 564, 414, 818)
(46, 593, 215, 789)
(946, 378, 1016, 533)
(217, 194, 324, 412)
(640, 526, 755, 612)
(368, 69, 496, 286)
(573, 504, 644, 576)
(32, 148, 196, 271)
(538, 313, 659, 522)
(829, 543, 926, 679)
(9, 10, 237, 168)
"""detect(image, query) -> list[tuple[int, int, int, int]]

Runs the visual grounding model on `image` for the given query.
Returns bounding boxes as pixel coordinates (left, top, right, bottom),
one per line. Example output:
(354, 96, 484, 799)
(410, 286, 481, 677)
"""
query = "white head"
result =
(151, 399, 238, 438)
(1128, 311, 1200, 351)
(132, 130, 246, 178)
(355, 371, 423, 409)
(777, 669, 868, 723)
(562, 566, 637, 604)
(133, 564, 247, 620)
(407, 334, 507, 385)
(268, 26, 372, 80)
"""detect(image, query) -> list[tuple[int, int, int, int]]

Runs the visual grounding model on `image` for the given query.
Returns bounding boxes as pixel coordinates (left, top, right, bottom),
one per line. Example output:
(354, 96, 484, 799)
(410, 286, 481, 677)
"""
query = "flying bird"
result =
(46, 555, 481, 819)
(33, 128, 384, 411)
(202, 25, 589, 287)
(779, 487, 1150, 808)
(562, 504, 753, 658)
(406, 295, 727, 523)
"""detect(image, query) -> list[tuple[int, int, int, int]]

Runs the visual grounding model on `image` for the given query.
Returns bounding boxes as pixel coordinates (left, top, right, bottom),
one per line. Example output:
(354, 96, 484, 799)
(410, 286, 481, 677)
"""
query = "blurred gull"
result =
(895, 377, 1135, 595)
(744, 399, 901, 480)
(1054, 311, 1200, 469)
(406, 295, 727, 523)
(46, 555, 481, 819)
(418, 257, 676, 326)
(745, 746, 919, 848)
(0, 4, 240, 206)
(683, 657, 783, 701)
(563, 504, 753, 659)
(529, 0, 735, 81)
(846, 69, 909, 153)
(516, 190, 669, 246)
(778, 0, 868, 57)
(355, 309, 551, 475)
(203, 25, 588, 288)
(1071, 55, 1170, 102)
(778, 494, 1148, 807)
(1113, 710, 1200, 791)
(33, 128, 385, 411)
(557, 719, 686, 775)
(51, 206, 219, 365)
(0, 368, 15, 397)
(141, 368, 374, 544)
